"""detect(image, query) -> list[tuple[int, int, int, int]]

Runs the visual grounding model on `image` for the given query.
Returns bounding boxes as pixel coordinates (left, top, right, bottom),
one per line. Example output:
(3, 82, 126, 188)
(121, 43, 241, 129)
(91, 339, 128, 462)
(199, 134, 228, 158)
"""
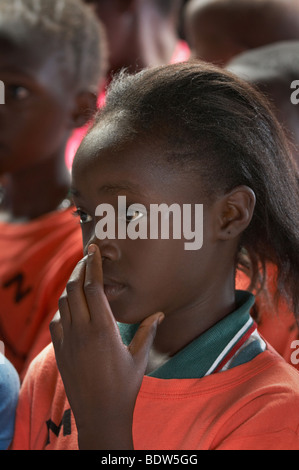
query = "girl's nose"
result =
(85, 231, 121, 262)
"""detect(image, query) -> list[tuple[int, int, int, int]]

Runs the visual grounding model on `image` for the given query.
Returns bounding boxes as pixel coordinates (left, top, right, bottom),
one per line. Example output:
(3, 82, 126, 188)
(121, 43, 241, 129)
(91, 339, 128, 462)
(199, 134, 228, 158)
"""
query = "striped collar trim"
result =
(118, 290, 258, 379)
(205, 315, 256, 375)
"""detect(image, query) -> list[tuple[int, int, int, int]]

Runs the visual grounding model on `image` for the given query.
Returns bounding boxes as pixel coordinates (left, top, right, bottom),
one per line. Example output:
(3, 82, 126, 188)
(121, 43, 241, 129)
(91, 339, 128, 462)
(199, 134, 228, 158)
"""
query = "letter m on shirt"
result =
(46, 409, 72, 445)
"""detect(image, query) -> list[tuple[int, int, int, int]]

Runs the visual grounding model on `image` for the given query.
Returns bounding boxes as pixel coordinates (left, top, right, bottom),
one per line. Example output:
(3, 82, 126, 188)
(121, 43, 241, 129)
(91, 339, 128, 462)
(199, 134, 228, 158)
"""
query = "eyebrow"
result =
(98, 182, 144, 196)
(70, 181, 144, 199)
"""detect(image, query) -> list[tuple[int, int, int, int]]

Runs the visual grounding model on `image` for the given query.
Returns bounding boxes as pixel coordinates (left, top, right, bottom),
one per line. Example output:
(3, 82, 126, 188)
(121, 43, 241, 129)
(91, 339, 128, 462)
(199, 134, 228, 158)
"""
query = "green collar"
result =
(118, 290, 256, 379)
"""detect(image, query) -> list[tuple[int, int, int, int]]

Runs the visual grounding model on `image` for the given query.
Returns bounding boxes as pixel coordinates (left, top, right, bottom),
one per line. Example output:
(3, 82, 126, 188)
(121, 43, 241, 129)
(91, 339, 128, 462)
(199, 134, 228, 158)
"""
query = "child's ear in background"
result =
(215, 186, 256, 241)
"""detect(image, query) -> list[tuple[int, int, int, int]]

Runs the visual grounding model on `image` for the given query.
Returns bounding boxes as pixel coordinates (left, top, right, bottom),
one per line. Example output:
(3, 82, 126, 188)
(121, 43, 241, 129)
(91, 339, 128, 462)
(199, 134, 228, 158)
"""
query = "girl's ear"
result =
(216, 186, 256, 240)
(69, 91, 98, 129)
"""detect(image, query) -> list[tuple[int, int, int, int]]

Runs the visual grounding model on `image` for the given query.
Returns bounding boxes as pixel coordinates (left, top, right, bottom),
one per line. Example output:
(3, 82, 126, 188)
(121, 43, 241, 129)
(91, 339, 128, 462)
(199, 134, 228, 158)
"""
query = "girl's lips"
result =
(103, 283, 126, 301)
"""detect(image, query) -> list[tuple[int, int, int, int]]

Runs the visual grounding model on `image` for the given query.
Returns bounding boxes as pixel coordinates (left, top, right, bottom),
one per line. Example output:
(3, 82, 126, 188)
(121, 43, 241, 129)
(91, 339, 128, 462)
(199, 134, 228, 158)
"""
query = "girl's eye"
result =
(72, 209, 92, 224)
(125, 209, 144, 223)
(8, 85, 30, 100)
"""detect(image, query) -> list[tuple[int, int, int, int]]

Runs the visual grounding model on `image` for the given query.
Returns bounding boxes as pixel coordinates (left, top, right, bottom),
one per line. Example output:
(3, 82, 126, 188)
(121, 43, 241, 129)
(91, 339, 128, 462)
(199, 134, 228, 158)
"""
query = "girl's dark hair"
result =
(0, 0, 106, 92)
(93, 60, 299, 320)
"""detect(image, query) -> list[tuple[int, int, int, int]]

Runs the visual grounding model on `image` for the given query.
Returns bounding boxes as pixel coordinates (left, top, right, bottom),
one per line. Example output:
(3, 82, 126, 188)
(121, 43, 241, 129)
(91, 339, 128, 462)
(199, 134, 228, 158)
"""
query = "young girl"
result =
(12, 62, 299, 450)
(0, 0, 106, 378)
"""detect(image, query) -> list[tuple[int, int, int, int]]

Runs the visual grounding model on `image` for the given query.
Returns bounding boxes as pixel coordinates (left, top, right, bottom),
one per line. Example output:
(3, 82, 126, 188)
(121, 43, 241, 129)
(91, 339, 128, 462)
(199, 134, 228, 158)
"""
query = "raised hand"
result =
(50, 243, 164, 450)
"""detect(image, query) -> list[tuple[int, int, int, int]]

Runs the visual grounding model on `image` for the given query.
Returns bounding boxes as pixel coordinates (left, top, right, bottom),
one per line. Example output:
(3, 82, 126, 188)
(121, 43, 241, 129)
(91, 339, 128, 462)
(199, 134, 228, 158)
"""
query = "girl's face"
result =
(71, 123, 229, 325)
(0, 38, 75, 174)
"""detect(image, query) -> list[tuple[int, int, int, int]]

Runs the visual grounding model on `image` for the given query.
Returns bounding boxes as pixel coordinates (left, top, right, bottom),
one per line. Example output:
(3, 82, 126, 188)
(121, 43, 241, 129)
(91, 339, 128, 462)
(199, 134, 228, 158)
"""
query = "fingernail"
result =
(88, 244, 97, 255)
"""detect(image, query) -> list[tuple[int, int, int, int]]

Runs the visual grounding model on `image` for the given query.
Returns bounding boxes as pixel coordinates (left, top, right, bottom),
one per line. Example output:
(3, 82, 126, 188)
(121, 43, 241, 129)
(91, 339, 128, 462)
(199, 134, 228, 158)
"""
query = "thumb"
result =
(129, 312, 165, 368)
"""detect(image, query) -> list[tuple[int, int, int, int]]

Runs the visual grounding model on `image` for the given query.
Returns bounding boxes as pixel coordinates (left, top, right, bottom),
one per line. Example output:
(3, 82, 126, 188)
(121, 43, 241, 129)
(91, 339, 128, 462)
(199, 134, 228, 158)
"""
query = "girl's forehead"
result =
(72, 128, 206, 206)
(74, 130, 163, 182)
(74, 120, 151, 172)
(74, 118, 199, 184)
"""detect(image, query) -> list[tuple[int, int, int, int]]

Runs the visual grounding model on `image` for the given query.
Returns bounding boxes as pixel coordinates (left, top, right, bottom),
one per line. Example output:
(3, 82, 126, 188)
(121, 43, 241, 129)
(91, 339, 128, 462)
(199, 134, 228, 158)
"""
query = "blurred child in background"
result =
(227, 41, 299, 168)
(0, 0, 106, 378)
(65, 0, 190, 168)
(184, 0, 299, 66)
(0, 351, 19, 450)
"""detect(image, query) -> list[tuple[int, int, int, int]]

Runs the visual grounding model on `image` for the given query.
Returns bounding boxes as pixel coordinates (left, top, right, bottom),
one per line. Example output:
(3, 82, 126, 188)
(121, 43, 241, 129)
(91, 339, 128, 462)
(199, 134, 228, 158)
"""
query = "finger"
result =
(129, 312, 165, 368)
(65, 255, 90, 325)
(84, 244, 114, 327)
(58, 289, 71, 329)
(49, 310, 64, 350)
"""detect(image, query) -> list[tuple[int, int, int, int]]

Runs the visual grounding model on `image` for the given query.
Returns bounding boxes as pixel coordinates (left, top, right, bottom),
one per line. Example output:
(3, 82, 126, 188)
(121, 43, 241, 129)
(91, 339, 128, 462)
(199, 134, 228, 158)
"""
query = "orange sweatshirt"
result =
(11, 344, 299, 450)
(0, 207, 83, 378)
(236, 267, 299, 370)
(11, 292, 299, 450)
